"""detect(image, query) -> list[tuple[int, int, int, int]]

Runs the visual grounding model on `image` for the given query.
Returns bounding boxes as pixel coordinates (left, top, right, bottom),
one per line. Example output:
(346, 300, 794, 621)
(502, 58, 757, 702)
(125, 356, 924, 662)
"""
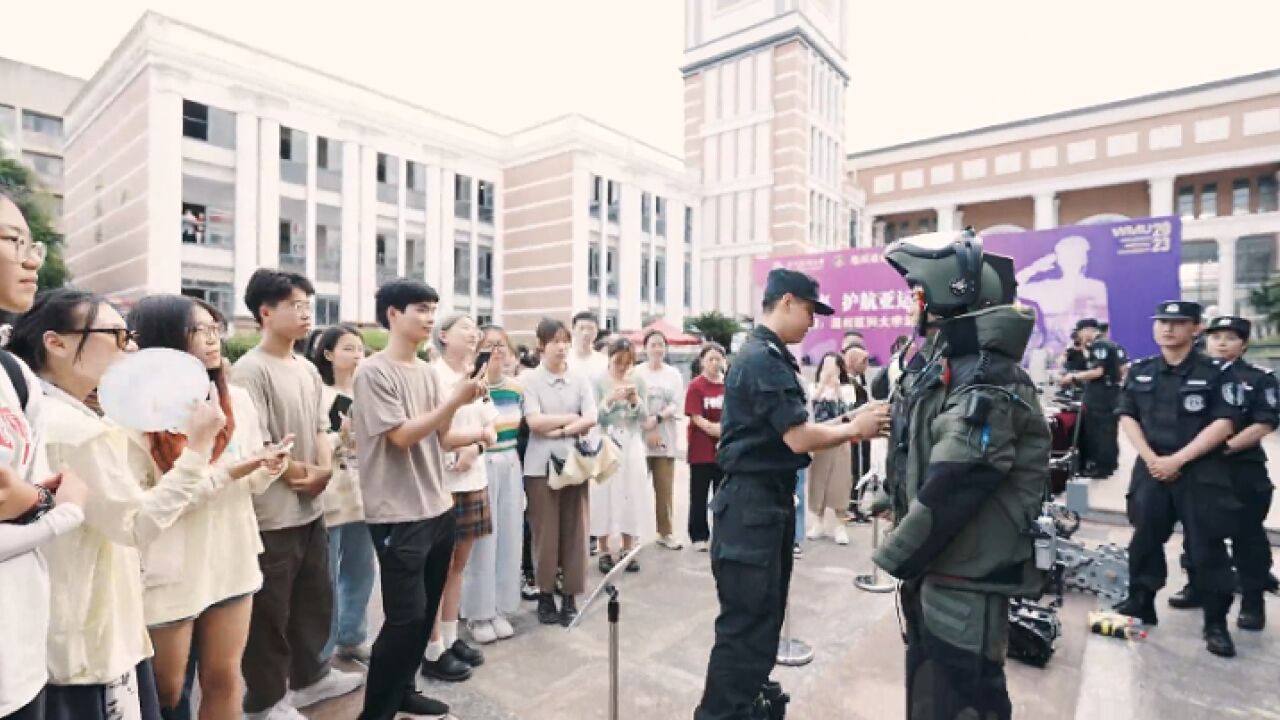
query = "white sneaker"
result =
(692, 540, 710, 552)
(290, 668, 365, 709)
(491, 615, 516, 640)
(468, 619, 499, 645)
(805, 524, 822, 541)
(336, 642, 373, 663)
(657, 534, 684, 550)
(833, 524, 850, 546)
(246, 702, 306, 720)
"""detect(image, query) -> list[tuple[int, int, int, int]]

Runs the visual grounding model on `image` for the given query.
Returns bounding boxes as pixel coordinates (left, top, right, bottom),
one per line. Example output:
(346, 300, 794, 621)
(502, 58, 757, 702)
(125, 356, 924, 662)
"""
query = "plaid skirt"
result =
(452, 488, 494, 540)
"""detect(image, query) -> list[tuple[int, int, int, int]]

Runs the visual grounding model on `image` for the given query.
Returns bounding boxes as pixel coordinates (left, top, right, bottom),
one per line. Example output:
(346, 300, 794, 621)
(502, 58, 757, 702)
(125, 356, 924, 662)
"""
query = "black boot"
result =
(1113, 589, 1158, 626)
(537, 592, 559, 625)
(1238, 591, 1266, 631)
(750, 680, 789, 719)
(1167, 583, 1202, 609)
(559, 595, 578, 627)
(1203, 594, 1237, 658)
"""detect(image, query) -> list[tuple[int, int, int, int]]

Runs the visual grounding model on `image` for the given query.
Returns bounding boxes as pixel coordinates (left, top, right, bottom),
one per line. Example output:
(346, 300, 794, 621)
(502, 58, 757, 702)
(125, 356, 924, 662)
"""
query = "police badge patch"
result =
(1094, 347, 1108, 360)
(1267, 387, 1278, 409)
(1184, 394, 1206, 412)
(1222, 383, 1238, 406)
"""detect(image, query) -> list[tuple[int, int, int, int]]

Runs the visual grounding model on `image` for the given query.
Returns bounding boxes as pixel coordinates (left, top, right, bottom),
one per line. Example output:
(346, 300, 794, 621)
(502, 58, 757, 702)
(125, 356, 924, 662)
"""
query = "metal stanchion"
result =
(776, 605, 814, 666)
(569, 543, 645, 720)
(853, 471, 896, 593)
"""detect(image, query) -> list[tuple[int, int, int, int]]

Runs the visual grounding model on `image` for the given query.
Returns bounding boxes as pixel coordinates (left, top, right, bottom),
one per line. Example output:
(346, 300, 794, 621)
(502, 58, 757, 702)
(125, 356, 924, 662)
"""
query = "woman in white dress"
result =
(590, 337, 656, 573)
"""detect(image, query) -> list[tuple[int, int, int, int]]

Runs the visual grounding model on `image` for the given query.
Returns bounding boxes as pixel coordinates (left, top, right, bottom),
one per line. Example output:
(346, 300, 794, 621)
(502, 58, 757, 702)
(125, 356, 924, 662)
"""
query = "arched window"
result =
(1077, 213, 1130, 225)
(980, 224, 1026, 236)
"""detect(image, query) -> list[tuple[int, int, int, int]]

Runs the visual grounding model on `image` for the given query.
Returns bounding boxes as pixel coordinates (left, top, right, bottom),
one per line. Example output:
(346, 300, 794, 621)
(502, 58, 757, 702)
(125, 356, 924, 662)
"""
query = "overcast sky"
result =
(7, 1, 1280, 155)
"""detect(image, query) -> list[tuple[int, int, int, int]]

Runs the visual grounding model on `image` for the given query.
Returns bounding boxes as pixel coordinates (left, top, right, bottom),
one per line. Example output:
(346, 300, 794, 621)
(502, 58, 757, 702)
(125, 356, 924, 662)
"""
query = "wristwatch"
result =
(7, 485, 55, 526)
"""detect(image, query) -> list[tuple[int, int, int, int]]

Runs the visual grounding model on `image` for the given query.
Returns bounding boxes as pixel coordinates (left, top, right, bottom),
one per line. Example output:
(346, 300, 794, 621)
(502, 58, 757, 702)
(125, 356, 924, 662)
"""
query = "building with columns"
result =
(681, 0, 856, 320)
(60, 13, 699, 341)
(850, 68, 1280, 327)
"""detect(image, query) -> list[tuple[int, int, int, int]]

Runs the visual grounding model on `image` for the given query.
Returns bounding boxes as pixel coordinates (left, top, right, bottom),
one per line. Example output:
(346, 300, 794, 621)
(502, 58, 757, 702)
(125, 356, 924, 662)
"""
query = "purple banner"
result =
(753, 216, 1181, 371)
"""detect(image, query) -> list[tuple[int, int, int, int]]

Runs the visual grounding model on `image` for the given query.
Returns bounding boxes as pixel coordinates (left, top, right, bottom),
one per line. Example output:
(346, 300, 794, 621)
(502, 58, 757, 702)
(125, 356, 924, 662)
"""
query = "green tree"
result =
(1248, 278, 1280, 337)
(0, 155, 68, 289)
(684, 310, 741, 350)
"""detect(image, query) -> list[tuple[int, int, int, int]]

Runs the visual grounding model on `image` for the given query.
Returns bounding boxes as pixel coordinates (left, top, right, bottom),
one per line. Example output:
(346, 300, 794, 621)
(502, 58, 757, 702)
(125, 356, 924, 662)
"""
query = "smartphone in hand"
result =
(470, 350, 492, 379)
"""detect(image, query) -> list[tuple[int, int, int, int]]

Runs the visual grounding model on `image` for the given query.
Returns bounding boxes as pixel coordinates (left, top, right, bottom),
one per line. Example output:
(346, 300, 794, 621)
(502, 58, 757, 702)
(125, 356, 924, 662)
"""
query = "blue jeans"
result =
(322, 521, 376, 659)
(794, 470, 806, 545)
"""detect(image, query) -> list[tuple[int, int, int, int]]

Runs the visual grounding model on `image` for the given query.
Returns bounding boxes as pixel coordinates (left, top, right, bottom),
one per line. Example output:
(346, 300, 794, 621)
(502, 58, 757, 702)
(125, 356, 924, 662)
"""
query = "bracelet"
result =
(7, 486, 55, 526)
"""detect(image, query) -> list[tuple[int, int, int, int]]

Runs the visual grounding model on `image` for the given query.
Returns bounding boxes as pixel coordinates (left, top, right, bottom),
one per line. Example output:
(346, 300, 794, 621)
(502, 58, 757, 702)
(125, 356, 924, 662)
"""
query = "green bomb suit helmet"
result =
(884, 229, 1017, 319)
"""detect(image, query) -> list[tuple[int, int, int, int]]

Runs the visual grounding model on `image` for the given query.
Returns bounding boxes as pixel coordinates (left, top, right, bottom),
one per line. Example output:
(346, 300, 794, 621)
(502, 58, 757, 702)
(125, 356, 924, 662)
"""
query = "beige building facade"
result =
(0, 57, 85, 225)
(850, 69, 1280, 327)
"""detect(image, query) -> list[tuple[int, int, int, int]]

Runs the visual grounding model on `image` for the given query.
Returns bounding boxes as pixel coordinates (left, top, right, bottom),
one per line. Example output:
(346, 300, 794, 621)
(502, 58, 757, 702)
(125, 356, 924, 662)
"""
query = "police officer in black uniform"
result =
(1064, 318, 1124, 478)
(695, 269, 889, 720)
(1113, 301, 1241, 657)
(1201, 315, 1275, 630)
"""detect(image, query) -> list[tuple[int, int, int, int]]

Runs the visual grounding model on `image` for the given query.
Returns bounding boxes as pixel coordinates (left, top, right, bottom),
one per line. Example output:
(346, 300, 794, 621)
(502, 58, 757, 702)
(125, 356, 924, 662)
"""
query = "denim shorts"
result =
(147, 591, 253, 630)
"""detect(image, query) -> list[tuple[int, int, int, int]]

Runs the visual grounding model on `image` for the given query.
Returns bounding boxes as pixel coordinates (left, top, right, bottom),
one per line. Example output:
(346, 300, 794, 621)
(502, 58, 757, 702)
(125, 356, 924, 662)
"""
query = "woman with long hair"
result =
(635, 330, 684, 550)
(127, 293, 290, 720)
(590, 337, 654, 573)
(684, 343, 726, 553)
(522, 317, 597, 626)
(805, 352, 857, 546)
(6, 288, 230, 720)
(0, 188, 88, 720)
(308, 324, 376, 666)
(460, 325, 525, 643)
(420, 313, 498, 681)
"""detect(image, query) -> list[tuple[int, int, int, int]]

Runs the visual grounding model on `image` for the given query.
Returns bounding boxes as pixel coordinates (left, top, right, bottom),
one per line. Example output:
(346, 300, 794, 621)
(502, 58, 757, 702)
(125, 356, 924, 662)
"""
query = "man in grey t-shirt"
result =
(353, 279, 484, 720)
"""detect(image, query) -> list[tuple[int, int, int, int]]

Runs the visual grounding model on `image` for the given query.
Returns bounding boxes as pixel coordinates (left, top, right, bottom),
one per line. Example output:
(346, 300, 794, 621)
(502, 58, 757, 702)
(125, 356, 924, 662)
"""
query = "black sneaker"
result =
(450, 639, 484, 667)
(399, 690, 450, 718)
(1238, 591, 1266, 631)
(537, 593, 560, 625)
(1168, 583, 1201, 609)
(420, 650, 472, 682)
(559, 596, 578, 627)
(625, 558, 640, 573)
(598, 554, 615, 574)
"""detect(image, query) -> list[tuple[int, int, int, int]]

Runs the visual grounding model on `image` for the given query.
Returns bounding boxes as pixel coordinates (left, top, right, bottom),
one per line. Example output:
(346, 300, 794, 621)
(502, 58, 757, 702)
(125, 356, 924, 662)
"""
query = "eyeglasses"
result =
(61, 327, 137, 350)
(188, 323, 225, 341)
(0, 232, 48, 264)
(288, 301, 313, 315)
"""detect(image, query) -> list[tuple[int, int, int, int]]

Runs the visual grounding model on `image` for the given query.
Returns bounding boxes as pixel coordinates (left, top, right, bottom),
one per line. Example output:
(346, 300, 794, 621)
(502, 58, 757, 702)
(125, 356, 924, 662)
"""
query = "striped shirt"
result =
(487, 377, 524, 453)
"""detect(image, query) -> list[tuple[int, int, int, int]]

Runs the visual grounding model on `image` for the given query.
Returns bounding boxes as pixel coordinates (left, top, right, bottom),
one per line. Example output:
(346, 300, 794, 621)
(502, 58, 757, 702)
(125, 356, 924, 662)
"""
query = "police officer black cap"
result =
(1205, 315, 1251, 342)
(1074, 318, 1100, 331)
(1151, 300, 1202, 322)
(764, 268, 834, 316)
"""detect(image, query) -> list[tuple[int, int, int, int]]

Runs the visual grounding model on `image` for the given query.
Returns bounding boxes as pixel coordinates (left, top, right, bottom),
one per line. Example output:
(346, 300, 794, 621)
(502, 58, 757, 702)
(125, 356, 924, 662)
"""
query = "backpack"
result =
(0, 350, 29, 410)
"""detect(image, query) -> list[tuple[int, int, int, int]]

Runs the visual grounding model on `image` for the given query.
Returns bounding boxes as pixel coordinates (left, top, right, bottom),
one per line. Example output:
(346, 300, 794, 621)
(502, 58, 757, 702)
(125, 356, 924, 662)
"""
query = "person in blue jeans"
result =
(311, 325, 377, 663)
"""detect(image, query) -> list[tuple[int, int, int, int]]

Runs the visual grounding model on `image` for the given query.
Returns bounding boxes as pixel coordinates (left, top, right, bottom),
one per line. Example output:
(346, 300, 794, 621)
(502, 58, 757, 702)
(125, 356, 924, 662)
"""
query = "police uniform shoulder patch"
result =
(1266, 386, 1279, 409)
(1222, 382, 1239, 406)
(1184, 394, 1206, 412)
(1093, 347, 1108, 360)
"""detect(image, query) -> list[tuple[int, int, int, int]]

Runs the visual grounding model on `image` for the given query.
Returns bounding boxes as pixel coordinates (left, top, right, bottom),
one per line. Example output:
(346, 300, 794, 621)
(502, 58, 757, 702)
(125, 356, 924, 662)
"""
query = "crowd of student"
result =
(0, 187, 872, 720)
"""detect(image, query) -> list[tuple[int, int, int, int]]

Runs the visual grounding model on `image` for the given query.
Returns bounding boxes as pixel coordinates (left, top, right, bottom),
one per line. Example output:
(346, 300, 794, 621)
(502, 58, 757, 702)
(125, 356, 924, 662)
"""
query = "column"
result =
(618, 183, 643, 330)
(1216, 235, 1236, 316)
(439, 169, 457, 313)
(232, 112, 260, 316)
(1148, 176, 1175, 218)
(872, 219, 886, 245)
(424, 164, 444, 292)
(338, 139, 360, 323)
(304, 132, 318, 281)
(1033, 191, 1057, 230)
(256, 119, 281, 269)
(145, 89, 184, 295)
(358, 146, 378, 323)
(935, 204, 958, 233)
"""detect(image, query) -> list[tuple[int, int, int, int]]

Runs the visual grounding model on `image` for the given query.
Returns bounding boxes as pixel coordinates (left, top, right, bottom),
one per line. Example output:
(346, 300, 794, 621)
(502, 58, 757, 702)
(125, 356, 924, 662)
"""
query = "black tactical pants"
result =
(901, 578, 1012, 720)
(696, 475, 795, 720)
(1126, 462, 1238, 599)
(1230, 462, 1274, 593)
(1079, 405, 1119, 476)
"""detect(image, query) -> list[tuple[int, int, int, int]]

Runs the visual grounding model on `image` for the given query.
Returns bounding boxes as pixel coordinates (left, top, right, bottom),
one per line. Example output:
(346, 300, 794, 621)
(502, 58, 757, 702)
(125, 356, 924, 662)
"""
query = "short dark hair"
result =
(762, 294, 781, 312)
(698, 342, 726, 360)
(9, 287, 106, 370)
(374, 278, 439, 329)
(642, 329, 667, 349)
(311, 324, 362, 386)
(572, 311, 598, 329)
(535, 317, 570, 347)
(244, 268, 314, 324)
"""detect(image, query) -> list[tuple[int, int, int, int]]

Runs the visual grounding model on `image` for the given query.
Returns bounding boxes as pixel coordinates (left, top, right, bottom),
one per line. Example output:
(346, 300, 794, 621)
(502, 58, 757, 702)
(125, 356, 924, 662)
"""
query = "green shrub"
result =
(224, 327, 430, 364)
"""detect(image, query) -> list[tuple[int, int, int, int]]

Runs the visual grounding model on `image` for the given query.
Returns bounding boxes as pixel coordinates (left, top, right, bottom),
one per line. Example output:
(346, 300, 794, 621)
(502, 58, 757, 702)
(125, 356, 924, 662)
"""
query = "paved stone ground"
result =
(304, 457, 1280, 720)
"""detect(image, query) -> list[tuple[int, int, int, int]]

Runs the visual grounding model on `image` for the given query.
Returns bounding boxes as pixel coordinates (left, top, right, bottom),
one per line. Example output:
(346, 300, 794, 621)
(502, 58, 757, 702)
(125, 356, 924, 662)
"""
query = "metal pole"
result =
(608, 588, 619, 720)
(776, 605, 815, 666)
(854, 513, 896, 593)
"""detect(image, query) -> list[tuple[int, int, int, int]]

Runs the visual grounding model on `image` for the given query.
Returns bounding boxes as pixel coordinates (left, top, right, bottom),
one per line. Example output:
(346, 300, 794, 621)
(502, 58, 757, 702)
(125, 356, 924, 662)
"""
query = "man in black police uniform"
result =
(1113, 300, 1241, 657)
(1167, 315, 1277, 630)
(1061, 318, 1124, 478)
(695, 268, 889, 720)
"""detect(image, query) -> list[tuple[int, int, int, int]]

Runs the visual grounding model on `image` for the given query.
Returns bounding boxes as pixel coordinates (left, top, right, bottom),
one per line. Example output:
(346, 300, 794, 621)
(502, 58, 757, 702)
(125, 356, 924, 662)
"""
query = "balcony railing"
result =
(455, 200, 472, 220)
(477, 276, 492, 296)
(377, 183, 398, 204)
(317, 168, 342, 192)
(478, 205, 494, 224)
(407, 192, 427, 210)
(279, 253, 306, 275)
(280, 160, 306, 186)
(377, 262, 398, 285)
(317, 257, 340, 283)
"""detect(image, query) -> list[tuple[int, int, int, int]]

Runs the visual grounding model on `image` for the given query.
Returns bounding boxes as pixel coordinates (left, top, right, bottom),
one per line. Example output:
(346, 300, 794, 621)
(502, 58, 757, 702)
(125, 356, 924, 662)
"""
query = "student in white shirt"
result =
(0, 187, 88, 720)
(128, 294, 290, 720)
(566, 311, 608, 383)
(8, 288, 228, 720)
(634, 330, 685, 549)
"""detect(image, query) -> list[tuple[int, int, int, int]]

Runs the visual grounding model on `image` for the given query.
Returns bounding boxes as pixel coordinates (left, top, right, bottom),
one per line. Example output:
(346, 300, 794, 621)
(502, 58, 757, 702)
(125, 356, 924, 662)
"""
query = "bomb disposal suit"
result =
(873, 231, 1052, 720)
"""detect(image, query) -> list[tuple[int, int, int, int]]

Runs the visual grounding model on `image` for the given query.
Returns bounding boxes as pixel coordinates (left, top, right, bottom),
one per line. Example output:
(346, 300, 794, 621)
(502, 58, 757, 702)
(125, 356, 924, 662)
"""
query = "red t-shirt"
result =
(685, 374, 725, 465)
